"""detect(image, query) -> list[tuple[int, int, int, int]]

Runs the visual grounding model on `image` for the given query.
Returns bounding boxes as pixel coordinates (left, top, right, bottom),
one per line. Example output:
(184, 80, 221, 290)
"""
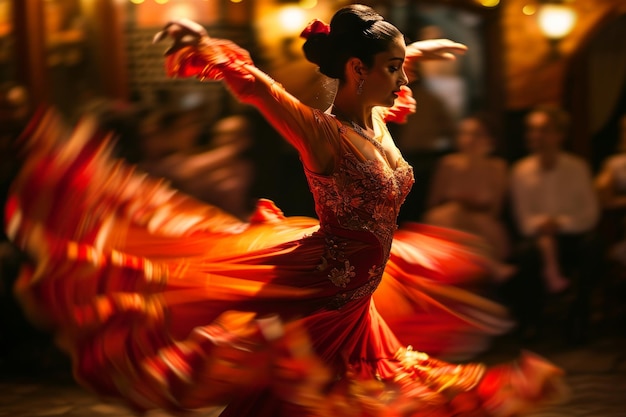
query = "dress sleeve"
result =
(164, 40, 340, 173)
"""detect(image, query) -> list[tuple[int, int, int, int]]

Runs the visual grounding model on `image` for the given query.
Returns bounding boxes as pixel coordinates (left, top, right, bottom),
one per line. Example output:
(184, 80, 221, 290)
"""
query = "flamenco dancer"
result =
(6, 4, 565, 417)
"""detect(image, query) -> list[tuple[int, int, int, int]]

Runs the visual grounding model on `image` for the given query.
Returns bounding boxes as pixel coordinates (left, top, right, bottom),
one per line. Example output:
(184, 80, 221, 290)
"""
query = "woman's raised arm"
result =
(154, 19, 337, 174)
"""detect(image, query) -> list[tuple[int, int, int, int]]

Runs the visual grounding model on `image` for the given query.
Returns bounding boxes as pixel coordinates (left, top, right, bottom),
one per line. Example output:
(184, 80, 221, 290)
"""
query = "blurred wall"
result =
(502, 0, 626, 110)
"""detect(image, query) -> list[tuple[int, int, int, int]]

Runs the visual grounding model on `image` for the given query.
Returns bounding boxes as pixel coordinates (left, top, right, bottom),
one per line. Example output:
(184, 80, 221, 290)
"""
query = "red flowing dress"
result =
(5, 38, 565, 417)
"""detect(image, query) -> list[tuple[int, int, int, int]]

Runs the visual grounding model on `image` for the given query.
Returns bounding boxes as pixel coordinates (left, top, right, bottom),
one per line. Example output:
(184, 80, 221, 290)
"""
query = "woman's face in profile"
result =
(456, 117, 492, 156)
(362, 36, 408, 108)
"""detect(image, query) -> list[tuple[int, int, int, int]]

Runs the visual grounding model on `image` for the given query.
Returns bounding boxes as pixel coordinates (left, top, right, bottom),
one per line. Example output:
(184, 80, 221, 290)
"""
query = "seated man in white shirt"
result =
(506, 105, 603, 344)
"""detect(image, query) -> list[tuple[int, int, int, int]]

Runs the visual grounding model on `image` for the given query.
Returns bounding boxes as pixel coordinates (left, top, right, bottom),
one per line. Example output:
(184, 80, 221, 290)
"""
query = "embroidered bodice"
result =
(303, 121, 414, 310)
(304, 122, 415, 258)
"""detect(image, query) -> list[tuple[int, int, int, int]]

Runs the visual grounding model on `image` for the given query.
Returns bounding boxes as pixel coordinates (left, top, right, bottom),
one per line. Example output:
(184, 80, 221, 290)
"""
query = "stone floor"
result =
(1, 322, 625, 417)
(478, 331, 626, 417)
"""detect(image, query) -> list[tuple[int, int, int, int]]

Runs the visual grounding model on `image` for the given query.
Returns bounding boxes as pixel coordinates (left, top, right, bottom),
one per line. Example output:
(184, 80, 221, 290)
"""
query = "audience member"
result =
(0, 83, 65, 375)
(418, 25, 467, 121)
(595, 114, 626, 264)
(138, 110, 255, 220)
(507, 105, 602, 343)
(424, 113, 511, 262)
(391, 67, 455, 222)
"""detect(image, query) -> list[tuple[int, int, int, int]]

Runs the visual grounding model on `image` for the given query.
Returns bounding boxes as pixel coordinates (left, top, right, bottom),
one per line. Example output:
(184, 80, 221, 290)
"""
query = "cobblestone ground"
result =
(1, 326, 625, 417)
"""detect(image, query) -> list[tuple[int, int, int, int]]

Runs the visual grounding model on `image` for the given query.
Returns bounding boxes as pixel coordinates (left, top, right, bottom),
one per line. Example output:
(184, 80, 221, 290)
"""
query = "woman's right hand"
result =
(153, 19, 252, 80)
(153, 18, 209, 56)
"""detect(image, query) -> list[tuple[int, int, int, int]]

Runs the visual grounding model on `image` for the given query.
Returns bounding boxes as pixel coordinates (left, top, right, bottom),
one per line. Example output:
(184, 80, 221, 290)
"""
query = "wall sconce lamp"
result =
(537, 0, 577, 57)
(276, 4, 307, 61)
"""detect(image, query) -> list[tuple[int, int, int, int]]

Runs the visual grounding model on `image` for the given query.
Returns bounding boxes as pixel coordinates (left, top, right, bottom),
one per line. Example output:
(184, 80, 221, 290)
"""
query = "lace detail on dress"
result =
(327, 272, 381, 310)
(306, 152, 413, 257)
(328, 260, 355, 288)
(305, 134, 413, 309)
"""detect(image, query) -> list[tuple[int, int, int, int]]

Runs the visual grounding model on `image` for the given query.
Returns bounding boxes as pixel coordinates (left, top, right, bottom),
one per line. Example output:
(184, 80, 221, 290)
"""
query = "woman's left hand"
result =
(406, 39, 468, 62)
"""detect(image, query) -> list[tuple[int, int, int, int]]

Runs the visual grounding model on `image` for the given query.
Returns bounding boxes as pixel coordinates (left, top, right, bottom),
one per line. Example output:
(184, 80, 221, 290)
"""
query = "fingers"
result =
(154, 19, 208, 42)
(153, 19, 209, 56)
(174, 17, 209, 36)
(406, 39, 468, 61)
(423, 38, 468, 52)
(152, 28, 169, 45)
(439, 52, 459, 61)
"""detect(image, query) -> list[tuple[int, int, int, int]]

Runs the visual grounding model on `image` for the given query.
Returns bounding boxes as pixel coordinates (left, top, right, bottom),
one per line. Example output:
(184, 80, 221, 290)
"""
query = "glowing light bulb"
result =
(522, 4, 537, 16)
(537, 4, 577, 39)
(479, 0, 500, 7)
(278, 6, 306, 37)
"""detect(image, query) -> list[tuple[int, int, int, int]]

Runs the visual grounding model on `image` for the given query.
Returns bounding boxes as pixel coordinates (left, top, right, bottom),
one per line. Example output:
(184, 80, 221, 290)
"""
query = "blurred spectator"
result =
(418, 25, 467, 122)
(0, 83, 30, 282)
(595, 114, 626, 264)
(0, 83, 28, 367)
(391, 67, 455, 222)
(507, 105, 602, 343)
(138, 110, 255, 220)
(394, 71, 456, 155)
(423, 113, 511, 262)
(0, 83, 66, 376)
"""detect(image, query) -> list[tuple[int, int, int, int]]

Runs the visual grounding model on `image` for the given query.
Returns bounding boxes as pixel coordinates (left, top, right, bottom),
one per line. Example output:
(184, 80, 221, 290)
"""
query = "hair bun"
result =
(302, 31, 335, 76)
(302, 4, 400, 80)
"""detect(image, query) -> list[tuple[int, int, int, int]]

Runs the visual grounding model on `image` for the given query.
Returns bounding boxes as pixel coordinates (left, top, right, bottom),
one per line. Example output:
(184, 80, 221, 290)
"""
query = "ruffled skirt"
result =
(5, 111, 566, 416)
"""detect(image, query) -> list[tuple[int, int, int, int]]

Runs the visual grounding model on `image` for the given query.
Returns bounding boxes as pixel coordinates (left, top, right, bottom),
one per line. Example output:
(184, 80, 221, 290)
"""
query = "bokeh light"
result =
(537, 4, 577, 39)
(278, 6, 306, 37)
(300, 0, 318, 9)
(478, 0, 500, 8)
(522, 4, 537, 16)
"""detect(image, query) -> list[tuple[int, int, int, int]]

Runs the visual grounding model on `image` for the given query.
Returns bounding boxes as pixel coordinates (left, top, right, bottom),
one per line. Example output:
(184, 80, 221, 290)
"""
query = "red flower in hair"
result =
(300, 19, 330, 39)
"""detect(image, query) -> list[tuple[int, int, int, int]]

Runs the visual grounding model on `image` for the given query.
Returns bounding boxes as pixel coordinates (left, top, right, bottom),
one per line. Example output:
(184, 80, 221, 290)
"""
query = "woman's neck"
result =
(332, 91, 373, 130)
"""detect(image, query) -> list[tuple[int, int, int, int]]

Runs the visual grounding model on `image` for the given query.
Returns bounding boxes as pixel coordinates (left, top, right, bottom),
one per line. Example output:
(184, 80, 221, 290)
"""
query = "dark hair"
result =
(529, 105, 570, 134)
(464, 111, 500, 143)
(302, 4, 402, 80)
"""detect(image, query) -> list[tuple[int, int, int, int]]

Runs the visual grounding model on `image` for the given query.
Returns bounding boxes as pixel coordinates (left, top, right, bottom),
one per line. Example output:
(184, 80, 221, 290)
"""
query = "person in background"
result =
(595, 114, 626, 264)
(0, 83, 66, 376)
(509, 105, 601, 342)
(390, 66, 455, 222)
(424, 113, 511, 262)
(418, 25, 467, 122)
(138, 109, 255, 220)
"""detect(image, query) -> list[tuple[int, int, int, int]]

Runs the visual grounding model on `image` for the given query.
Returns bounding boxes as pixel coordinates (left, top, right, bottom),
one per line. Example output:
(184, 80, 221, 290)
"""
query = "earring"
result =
(357, 79, 364, 95)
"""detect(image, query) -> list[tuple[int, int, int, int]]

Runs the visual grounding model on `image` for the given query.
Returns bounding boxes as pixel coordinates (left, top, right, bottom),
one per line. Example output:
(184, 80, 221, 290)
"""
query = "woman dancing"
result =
(6, 4, 564, 417)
